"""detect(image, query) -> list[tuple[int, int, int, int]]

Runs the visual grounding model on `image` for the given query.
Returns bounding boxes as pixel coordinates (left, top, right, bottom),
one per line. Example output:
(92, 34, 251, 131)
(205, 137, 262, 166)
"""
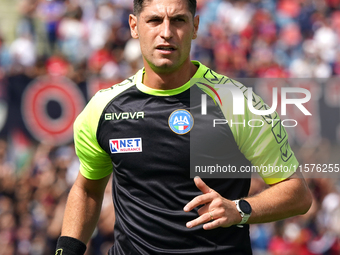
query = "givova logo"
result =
(168, 109, 194, 135)
(109, 138, 142, 153)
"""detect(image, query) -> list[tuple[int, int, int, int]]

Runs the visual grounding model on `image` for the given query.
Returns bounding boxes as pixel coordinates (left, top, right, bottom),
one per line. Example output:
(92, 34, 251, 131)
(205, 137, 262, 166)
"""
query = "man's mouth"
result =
(156, 46, 176, 51)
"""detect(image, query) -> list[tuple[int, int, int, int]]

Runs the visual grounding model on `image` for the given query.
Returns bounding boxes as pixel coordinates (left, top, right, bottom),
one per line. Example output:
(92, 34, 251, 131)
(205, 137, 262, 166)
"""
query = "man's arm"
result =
(245, 173, 311, 224)
(61, 172, 111, 244)
(184, 174, 312, 230)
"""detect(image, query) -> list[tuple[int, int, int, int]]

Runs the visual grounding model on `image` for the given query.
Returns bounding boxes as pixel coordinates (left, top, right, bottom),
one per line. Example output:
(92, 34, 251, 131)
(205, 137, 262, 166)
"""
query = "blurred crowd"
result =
(0, 0, 340, 254)
(0, 140, 115, 255)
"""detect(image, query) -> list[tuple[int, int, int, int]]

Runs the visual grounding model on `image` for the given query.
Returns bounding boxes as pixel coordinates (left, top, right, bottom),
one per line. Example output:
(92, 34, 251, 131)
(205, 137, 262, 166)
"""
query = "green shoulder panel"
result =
(196, 71, 298, 185)
(74, 77, 136, 180)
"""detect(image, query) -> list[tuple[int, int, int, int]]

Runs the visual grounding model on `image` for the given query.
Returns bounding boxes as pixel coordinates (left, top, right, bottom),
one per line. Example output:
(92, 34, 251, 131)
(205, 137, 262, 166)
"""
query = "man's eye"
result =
(148, 19, 161, 23)
(174, 18, 185, 22)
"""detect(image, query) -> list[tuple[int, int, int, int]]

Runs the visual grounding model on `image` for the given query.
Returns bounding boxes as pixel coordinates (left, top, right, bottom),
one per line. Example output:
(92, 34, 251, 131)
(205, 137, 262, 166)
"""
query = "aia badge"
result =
(168, 109, 194, 135)
(109, 138, 142, 153)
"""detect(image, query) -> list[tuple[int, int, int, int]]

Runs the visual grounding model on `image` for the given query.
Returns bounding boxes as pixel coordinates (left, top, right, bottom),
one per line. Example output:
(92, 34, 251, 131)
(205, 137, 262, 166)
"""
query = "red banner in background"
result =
(2, 76, 339, 147)
(21, 76, 85, 145)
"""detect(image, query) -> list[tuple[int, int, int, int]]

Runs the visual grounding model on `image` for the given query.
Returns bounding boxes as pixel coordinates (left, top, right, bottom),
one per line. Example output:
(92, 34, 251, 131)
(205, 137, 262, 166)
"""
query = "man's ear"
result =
(193, 15, 199, 39)
(129, 14, 139, 39)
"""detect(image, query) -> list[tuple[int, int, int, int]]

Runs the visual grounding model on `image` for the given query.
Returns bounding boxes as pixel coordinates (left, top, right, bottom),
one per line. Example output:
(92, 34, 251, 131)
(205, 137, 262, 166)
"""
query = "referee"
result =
(55, 0, 312, 254)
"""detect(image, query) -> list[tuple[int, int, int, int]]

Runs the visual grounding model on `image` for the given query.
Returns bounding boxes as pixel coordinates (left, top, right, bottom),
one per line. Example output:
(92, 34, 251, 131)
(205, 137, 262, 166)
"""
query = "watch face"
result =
(239, 200, 252, 214)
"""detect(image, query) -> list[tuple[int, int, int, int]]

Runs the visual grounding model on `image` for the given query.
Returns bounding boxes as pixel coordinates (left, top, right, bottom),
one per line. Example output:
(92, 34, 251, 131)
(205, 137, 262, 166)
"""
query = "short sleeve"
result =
(219, 82, 298, 185)
(74, 95, 113, 180)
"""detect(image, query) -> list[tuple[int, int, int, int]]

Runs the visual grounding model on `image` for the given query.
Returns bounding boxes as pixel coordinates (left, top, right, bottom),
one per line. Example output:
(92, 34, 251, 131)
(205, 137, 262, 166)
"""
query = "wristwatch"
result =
(233, 199, 252, 224)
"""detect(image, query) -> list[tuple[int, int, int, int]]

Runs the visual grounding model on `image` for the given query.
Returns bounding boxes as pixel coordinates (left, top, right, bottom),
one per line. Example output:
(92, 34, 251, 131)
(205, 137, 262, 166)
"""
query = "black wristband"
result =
(55, 236, 87, 255)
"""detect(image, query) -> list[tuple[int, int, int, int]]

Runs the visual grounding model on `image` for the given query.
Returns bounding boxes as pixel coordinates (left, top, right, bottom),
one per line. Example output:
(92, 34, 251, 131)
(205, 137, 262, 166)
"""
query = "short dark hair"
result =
(133, 0, 197, 17)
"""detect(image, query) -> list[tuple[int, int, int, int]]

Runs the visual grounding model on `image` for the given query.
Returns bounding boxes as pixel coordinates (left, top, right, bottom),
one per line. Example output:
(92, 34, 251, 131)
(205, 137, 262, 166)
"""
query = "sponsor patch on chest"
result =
(109, 138, 142, 153)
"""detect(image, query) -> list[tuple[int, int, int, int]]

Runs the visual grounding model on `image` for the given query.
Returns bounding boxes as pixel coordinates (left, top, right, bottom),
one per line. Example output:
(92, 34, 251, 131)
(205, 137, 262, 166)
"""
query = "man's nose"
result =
(160, 20, 173, 40)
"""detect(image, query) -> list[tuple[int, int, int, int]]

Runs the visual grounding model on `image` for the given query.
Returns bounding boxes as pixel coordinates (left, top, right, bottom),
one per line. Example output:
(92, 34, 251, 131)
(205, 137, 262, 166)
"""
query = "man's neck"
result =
(142, 61, 198, 90)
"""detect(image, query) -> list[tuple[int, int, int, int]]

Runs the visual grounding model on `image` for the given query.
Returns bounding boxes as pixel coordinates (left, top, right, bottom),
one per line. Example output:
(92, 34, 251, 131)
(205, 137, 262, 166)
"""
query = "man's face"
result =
(129, 0, 199, 74)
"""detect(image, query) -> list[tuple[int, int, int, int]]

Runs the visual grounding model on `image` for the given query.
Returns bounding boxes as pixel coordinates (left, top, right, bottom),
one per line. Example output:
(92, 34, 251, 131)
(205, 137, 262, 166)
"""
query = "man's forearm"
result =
(61, 173, 110, 244)
(184, 175, 312, 230)
(61, 184, 102, 243)
(246, 175, 312, 224)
